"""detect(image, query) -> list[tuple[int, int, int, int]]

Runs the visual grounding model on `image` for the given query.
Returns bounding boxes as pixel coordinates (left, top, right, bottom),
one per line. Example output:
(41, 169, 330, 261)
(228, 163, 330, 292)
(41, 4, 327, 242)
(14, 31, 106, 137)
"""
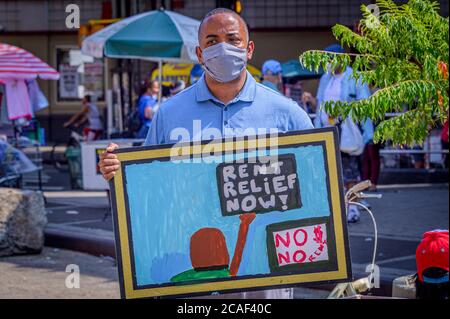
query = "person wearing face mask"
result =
(98, 8, 313, 298)
(150, 9, 311, 145)
(100, 7, 312, 175)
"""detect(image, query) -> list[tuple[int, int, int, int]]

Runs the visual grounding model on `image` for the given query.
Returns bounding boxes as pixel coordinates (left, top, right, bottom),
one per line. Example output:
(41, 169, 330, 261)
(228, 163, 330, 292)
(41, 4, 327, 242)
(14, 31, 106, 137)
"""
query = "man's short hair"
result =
(84, 95, 91, 103)
(198, 8, 249, 42)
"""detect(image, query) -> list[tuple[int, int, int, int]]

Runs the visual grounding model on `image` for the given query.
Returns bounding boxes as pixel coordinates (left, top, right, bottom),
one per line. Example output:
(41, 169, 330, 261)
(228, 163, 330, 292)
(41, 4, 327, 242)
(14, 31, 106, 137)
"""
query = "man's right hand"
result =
(99, 143, 120, 181)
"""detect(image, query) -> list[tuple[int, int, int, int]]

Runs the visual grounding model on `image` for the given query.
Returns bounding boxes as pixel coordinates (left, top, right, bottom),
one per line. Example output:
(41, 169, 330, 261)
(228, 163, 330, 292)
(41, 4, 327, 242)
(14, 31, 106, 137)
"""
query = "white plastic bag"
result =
(340, 118, 364, 156)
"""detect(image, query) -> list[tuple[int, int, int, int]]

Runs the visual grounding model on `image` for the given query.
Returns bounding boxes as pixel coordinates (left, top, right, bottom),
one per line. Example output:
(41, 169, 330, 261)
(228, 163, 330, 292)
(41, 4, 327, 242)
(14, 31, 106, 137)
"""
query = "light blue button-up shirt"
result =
(144, 71, 313, 146)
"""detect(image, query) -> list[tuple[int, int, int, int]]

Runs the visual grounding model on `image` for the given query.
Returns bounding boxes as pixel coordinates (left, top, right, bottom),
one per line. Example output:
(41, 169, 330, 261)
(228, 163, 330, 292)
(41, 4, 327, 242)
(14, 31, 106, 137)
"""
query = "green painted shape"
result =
(170, 268, 230, 283)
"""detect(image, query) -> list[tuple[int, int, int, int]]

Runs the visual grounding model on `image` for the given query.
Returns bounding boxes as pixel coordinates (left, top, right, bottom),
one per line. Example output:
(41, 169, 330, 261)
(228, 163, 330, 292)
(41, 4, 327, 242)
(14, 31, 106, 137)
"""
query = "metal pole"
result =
(128, 60, 133, 127)
(118, 60, 124, 133)
(34, 120, 42, 191)
(158, 59, 162, 106)
(426, 136, 431, 169)
(106, 89, 113, 138)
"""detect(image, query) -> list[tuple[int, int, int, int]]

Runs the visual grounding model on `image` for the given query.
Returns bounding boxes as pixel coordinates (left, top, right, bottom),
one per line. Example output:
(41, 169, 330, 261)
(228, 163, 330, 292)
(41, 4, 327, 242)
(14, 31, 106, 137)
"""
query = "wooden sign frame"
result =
(109, 127, 352, 299)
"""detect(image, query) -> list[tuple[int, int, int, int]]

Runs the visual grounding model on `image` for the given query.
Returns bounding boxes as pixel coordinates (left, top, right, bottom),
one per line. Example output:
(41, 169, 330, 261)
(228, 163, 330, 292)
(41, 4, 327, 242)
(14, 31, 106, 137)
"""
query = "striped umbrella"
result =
(0, 43, 59, 80)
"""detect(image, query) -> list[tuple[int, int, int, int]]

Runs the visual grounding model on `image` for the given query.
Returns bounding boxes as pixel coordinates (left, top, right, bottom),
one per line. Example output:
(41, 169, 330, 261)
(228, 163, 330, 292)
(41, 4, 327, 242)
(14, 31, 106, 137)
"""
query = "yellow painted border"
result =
(112, 131, 349, 299)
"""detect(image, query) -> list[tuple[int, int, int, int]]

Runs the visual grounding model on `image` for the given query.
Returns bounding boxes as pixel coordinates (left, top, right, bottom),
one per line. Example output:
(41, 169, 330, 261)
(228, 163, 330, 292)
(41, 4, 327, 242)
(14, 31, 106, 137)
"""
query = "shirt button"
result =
(224, 120, 228, 126)
(224, 107, 228, 111)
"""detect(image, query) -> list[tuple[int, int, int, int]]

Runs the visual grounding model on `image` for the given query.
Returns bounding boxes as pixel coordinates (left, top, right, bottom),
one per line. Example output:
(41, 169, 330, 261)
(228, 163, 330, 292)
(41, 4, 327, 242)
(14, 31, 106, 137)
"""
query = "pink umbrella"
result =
(0, 43, 59, 80)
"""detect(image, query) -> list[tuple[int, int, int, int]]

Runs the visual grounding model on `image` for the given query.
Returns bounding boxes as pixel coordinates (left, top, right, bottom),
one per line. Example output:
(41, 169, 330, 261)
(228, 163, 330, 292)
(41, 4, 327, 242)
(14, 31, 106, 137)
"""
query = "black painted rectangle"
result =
(216, 154, 302, 216)
(266, 217, 337, 274)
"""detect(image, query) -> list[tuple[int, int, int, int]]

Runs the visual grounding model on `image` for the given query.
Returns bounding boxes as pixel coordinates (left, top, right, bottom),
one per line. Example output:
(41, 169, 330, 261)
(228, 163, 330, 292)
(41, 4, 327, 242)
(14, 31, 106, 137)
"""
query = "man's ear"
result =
(247, 41, 255, 61)
(196, 46, 203, 64)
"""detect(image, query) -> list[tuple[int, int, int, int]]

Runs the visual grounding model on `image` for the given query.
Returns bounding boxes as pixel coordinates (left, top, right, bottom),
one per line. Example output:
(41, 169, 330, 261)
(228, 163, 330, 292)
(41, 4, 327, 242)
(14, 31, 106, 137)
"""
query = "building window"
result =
(56, 47, 105, 102)
(174, 0, 448, 29)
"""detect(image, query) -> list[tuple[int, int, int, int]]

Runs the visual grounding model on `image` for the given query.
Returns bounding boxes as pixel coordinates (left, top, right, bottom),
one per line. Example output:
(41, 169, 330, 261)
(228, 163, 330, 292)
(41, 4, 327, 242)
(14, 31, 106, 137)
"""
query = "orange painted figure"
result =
(171, 213, 256, 283)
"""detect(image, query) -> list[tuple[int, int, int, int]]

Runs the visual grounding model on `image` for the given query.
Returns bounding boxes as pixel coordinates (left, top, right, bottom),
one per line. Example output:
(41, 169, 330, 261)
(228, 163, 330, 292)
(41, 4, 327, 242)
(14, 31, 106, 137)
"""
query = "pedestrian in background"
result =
(136, 80, 158, 139)
(309, 44, 374, 223)
(361, 122, 380, 191)
(63, 95, 103, 141)
(300, 91, 317, 115)
(261, 59, 283, 93)
(190, 64, 204, 85)
(170, 80, 186, 97)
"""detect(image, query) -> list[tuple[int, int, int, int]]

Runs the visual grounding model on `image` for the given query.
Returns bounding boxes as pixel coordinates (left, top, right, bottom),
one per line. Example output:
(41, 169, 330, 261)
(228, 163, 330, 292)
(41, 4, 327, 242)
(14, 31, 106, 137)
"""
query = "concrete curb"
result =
(44, 223, 116, 258)
(379, 169, 449, 184)
(43, 223, 402, 297)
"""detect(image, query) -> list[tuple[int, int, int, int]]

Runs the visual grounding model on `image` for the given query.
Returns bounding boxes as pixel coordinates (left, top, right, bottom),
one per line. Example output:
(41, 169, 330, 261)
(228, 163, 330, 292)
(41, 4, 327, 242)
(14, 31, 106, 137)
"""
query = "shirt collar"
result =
(195, 70, 256, 105)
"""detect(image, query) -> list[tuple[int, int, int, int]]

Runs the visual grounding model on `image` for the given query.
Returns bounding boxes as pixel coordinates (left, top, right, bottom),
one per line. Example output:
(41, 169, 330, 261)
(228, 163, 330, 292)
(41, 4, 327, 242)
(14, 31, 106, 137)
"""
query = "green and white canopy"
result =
(81, 9, 200, 62)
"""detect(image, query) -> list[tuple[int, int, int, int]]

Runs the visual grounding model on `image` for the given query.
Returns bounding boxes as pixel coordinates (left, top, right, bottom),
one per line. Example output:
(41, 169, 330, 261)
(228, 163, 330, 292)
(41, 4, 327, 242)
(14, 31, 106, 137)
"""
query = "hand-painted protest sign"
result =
(216, 154, 302, 216)
(109, 127, 351, 299)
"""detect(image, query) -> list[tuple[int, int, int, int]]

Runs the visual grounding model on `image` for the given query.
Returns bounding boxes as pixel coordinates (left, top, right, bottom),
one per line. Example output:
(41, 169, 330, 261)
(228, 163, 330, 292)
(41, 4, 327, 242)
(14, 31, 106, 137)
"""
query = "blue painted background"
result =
(125, 145, 330, 286)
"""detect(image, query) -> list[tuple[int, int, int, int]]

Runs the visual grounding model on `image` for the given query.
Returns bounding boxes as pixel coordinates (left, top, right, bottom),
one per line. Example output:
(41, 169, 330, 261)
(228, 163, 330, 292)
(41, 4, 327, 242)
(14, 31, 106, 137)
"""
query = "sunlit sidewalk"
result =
(0, 248, 119, 299)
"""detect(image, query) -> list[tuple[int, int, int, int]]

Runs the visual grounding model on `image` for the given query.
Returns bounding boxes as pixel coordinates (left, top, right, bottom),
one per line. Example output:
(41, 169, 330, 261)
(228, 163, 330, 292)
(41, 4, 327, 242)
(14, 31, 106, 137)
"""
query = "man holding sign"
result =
(99, 8, 313, 298)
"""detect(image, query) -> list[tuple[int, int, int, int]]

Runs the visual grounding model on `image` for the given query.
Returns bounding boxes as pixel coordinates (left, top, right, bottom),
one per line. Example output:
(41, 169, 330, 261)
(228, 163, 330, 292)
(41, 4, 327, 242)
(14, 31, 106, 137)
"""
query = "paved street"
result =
(4, 164, 448, 298)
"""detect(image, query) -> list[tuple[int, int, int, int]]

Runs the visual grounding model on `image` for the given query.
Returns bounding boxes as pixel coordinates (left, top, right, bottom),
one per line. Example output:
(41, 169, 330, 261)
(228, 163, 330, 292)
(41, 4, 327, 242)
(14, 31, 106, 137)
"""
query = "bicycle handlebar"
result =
(359, 192, 383, 199)
(348, 180, 372, 195)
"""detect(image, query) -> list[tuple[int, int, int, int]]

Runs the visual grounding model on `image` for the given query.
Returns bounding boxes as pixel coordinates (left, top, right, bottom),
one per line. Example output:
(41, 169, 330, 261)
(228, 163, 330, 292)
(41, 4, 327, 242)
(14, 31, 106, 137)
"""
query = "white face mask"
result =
(201, 42, 248, 83)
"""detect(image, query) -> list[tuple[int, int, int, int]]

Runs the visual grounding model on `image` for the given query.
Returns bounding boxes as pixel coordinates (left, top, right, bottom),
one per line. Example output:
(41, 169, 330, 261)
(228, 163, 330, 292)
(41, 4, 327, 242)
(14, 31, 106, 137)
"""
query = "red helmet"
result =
(416, 230, 449, 282)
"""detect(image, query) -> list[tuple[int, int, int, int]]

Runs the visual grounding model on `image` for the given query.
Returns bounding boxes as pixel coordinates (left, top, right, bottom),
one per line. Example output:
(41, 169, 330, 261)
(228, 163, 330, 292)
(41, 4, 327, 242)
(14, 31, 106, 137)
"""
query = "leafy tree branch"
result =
(299, 0, 449, 145)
